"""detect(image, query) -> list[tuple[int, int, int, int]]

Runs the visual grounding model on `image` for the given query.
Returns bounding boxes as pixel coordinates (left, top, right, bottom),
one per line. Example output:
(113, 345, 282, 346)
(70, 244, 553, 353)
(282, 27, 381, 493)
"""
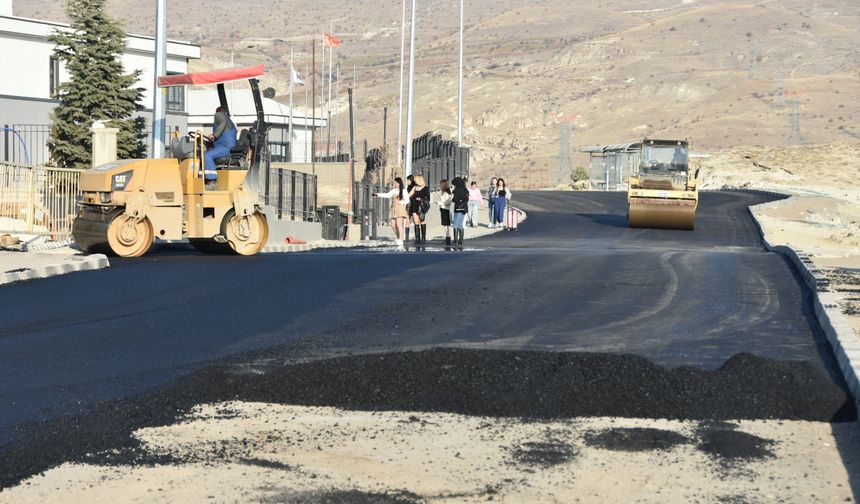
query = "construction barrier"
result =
(0, 161, 81, 238)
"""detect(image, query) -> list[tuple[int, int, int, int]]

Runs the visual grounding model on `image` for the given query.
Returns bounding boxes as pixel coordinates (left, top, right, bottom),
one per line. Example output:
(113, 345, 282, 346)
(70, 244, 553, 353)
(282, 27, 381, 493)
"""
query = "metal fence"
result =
(2, 124, 52, 166)
(266, 167, 318, 222)
(353, 181, 391, 226)
(410, 132, 470, 187)
(0, 161, 81, 238)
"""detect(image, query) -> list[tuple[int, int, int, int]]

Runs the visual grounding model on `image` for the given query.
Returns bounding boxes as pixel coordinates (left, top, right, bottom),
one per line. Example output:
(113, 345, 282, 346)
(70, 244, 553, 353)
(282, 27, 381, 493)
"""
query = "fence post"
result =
(3, 125, 8, 163)
(25, 167, 36, 233)
(277, 168, 283, 220)
(290, 171, 296, 220)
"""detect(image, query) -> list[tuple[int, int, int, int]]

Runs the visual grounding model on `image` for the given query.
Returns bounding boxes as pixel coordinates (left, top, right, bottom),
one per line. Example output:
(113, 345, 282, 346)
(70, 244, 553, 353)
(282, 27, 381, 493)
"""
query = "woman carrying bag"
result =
(451, 177, 469, 247)
(494, 178, 511, 229)
(409, 175, 431, 245)
(438, 179, 453, 246)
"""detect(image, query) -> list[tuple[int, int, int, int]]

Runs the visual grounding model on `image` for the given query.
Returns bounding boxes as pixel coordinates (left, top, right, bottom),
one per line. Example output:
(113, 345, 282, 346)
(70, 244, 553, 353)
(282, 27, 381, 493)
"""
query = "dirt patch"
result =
(510, 440, 577, 468)
(262, 489, 425, 504)
(583, 427, 690, 452)
(697, 429, 776, 463)
(0, 349, 854, 490)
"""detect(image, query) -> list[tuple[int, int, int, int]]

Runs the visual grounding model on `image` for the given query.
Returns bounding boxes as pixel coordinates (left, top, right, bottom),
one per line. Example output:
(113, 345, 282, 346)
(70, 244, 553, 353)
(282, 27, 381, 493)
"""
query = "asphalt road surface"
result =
(0, 191, 849, 451)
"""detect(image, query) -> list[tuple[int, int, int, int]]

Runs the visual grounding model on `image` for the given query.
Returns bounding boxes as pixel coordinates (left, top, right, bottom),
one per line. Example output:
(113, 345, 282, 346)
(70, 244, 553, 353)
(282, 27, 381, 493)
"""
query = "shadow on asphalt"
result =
(576, 213, 629, 228)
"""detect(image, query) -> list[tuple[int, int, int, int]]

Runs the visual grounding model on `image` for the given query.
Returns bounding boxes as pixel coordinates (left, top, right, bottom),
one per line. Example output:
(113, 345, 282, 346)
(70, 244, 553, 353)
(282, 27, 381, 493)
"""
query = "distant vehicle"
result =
(72, 66, 270, 257)
(627, 139, 699, 230)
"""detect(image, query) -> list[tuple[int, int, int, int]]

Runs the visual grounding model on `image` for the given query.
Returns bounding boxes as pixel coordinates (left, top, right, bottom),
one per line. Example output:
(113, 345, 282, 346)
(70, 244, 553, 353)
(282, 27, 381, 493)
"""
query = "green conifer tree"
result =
(48, 0, 145, 169)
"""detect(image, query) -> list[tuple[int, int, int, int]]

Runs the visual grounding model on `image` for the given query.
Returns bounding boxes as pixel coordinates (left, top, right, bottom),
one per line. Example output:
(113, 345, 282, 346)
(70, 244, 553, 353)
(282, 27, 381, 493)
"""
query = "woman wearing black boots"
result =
(451, 177, 469, 247)
(408, 175, 430, 244)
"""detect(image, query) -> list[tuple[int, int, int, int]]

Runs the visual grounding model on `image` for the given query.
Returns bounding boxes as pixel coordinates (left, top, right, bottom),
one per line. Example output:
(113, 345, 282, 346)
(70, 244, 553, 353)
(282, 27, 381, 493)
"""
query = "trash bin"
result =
(321, 205, 341, 240)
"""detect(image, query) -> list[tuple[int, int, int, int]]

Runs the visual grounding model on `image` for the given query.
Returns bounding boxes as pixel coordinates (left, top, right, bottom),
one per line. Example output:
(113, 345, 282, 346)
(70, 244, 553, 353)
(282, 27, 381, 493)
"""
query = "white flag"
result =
(291, 67, 305, 86)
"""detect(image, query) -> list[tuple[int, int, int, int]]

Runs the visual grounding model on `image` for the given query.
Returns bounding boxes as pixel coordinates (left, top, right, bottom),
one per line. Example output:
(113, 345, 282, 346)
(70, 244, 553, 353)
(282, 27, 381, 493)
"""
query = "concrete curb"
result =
(262, 207, 528, 253)
(747, 193, 860, 410)
(0, 253, 110, 286)
(261, 239, 391, 254)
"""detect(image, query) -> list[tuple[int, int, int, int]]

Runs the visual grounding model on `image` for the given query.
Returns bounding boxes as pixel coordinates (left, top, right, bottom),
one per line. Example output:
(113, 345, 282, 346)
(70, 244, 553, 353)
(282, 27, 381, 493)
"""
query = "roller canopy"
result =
(157, 65, 265, 87)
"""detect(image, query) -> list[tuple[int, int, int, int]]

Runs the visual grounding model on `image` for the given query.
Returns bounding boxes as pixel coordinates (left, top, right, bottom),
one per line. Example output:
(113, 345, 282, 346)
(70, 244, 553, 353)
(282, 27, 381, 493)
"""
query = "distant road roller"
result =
(72, 66, 270, 257)
(627, 139, 698, 230)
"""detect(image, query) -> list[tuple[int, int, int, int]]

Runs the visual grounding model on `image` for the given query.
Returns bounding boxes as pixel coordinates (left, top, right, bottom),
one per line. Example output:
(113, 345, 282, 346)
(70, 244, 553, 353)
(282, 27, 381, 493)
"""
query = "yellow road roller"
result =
(627, 139, 698, 230)
(72, 66, 270, 257)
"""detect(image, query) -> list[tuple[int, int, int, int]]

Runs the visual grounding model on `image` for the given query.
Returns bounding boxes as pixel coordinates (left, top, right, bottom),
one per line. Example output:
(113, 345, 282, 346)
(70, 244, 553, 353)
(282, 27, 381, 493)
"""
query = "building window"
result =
(49, 56, 60, 98)
(165, 72, 185, 112)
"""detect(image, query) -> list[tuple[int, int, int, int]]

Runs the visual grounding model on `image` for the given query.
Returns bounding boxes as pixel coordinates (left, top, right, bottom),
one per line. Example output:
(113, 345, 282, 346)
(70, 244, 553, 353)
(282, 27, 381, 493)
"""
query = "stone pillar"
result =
(91, 121, 119, 168)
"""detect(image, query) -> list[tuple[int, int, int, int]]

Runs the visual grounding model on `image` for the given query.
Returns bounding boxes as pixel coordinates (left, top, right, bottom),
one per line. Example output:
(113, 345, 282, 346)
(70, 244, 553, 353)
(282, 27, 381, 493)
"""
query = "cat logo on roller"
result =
(627, 139, 699, 230)
(72, 66, 270, 257)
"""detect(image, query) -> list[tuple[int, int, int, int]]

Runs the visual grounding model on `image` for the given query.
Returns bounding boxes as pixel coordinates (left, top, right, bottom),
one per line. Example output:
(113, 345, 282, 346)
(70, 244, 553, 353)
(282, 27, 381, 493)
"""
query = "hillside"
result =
(15, 0, 860, 186)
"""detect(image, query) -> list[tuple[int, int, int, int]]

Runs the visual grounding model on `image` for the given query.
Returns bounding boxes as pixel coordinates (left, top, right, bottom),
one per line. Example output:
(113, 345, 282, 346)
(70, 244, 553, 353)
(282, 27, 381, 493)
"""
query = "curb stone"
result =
(746, 191, 860, 411)
(0, 253, 110, 286)
(261, 207, 527, 253)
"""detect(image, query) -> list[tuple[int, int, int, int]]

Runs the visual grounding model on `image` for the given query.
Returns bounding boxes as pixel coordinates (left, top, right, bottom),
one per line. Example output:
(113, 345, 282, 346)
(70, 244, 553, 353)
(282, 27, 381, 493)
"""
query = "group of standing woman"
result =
(376, 174, 512, 248)
(437, 177, 471, 247)
(486, 177, 511, 228)
(375, 174, 433, 247)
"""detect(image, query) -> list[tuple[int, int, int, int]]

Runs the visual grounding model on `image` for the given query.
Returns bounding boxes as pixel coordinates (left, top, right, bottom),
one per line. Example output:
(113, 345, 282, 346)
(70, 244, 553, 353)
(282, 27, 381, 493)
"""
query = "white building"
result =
(0, 2, 200, 163)
(188, 89, 324, 164)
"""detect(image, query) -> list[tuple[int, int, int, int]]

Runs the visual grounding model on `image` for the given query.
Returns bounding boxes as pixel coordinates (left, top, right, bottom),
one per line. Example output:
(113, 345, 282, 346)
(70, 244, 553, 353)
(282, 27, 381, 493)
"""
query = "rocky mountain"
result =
(17, 0, 860, 185)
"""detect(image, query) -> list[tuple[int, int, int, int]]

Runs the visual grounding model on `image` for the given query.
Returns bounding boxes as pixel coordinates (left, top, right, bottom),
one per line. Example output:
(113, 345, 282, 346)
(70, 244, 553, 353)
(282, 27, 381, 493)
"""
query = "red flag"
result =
(323, 33, 342, 48)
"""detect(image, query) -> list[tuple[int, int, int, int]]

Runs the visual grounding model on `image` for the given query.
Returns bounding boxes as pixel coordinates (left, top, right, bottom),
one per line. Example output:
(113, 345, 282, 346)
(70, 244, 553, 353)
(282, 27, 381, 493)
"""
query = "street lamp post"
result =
(151, 0, 167, 159)
(397, 0, 407, 168)
(457, 0, 464, 145)
(404, 0, 417, 177)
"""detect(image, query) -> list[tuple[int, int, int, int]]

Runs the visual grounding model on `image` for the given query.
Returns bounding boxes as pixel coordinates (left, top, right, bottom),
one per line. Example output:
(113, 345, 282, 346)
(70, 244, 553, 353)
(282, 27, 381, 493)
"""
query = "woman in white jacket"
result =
(374, 177, 410, 247)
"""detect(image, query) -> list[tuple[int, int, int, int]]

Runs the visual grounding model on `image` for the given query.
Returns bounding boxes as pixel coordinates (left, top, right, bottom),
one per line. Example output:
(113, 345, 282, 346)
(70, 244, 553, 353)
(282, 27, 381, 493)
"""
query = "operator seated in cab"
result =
(203, 106, 237, 190)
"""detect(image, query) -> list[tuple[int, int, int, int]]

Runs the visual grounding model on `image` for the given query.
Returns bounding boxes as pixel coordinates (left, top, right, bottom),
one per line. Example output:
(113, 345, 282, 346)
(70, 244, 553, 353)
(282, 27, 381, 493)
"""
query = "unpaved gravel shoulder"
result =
(2, 403, 857, 504)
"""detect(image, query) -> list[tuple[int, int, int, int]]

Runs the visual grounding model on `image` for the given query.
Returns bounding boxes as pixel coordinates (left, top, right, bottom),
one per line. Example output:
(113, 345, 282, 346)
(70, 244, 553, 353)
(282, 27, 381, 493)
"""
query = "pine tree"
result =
(48, 0, 145, 169)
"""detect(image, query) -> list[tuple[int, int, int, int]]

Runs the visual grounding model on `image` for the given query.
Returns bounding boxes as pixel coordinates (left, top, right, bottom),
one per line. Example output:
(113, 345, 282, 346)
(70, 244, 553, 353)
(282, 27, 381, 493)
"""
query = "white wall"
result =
(0, 15, 199, 108)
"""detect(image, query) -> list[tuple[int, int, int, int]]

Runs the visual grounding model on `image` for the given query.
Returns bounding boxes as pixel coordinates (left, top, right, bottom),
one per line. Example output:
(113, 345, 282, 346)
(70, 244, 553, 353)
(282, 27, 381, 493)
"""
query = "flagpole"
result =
(304, 62, 309, 162)
(404, 0, 417, 177)
(288, 46, 294, 162)
(397, 0, 407, 168)
(335, 63, 340, 156)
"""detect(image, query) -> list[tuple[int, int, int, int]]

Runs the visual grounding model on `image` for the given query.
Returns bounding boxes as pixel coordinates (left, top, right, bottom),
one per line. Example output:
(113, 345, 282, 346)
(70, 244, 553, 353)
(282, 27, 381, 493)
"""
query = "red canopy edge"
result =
(157, 65, 265, 87)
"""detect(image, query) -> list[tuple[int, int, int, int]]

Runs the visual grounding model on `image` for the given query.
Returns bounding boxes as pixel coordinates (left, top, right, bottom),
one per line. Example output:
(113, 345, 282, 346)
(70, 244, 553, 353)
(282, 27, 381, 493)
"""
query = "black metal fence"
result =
(410, 132, 470, 187)
(2, 124, 52, 166)
(353, 181, 391, 227)
(266, 167, 318, 222)
(267, 140, 371, 163)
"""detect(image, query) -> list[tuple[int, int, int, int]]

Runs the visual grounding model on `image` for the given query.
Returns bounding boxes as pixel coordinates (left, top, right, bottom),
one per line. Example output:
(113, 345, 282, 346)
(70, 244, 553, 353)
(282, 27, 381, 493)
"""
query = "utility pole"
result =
(457, 0, 464, 144)
(348, 87, 356, 225)
(787, 97, 803, 145)
(404, 0, 418, 176)
(150, 0, 167, 158)
(557, 123, 572, 185)
(304, 62, 309, 161)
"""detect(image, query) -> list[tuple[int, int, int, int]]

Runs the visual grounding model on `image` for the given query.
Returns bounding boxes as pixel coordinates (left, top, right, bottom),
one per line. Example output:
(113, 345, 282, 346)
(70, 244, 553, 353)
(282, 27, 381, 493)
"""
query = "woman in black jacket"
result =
(451, 177, 469, 247)
(408, 175, 430, 244)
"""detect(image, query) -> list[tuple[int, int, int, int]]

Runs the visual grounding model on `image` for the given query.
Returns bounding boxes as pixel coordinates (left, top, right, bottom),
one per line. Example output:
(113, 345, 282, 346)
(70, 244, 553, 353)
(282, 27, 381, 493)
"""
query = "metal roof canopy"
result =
(157, 65, 265, 87)
(581, 142, 641, 154)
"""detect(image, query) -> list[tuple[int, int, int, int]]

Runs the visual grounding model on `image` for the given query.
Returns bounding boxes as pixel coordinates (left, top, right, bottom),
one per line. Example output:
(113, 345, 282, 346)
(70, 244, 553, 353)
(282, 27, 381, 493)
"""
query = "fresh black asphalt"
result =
(0, 190, 855, 488)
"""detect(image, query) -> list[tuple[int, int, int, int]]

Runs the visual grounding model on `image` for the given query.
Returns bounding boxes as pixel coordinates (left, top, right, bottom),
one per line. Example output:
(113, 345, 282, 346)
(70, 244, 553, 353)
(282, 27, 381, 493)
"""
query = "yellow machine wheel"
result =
(223, 210, 269, 256)
(107, 214, 154, 257)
